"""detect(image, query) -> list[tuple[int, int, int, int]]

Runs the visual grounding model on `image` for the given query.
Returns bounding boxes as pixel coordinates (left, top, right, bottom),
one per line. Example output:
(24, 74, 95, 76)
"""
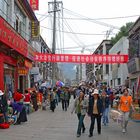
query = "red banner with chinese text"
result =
(30, 0, 39, 10)
(34, 53, 128, 64)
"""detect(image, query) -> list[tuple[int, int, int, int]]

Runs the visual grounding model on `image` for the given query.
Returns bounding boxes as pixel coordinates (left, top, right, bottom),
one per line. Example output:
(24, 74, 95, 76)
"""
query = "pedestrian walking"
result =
(24, 90, 31, 114)
(31, 90, 38, 111)
(88, 89, 103, 137)
(109, 90, 115, 108)
(49, 88, 56, 112)
(71, 91, 88, 137)
(101, 90, 110, 126)
(118, 88, 135, 133)
(60, 88, 68, 111)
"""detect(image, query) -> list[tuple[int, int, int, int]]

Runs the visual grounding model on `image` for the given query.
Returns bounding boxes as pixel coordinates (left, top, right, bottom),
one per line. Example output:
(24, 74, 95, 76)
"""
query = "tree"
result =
(111, 22, 134, 45)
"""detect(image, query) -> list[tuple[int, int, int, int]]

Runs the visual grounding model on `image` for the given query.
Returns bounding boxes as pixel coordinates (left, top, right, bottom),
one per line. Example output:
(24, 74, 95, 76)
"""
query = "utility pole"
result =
(80, 47, 85, 81)
(52, 0, 57, 87)
(48, 1, 62, 87)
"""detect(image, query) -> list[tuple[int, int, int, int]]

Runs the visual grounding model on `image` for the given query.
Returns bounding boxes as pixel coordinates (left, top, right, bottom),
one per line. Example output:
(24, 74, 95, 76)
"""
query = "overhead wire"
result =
(63, 8, 120, 30)
(63, 17, 87, 51)
(40, 26, 115, 35)
(35, 13, 140, 21)
(55, 43, 100, 50)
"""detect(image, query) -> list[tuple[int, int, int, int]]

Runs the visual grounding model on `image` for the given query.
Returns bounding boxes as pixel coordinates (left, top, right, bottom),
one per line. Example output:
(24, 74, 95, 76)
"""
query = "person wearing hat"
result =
(87, 89, 103, 137)
(0, 90, 8, 123)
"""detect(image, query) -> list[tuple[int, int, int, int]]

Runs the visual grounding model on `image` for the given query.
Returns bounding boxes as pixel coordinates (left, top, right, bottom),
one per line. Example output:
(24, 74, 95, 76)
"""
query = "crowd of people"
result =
(0, 86, 72, 126)
(0, 82, 137, 137)
(70, 83, 135, 137)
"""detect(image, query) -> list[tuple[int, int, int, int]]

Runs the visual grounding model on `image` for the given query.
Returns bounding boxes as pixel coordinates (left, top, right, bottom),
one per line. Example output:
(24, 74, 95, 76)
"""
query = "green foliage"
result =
(111, 22, 134, 45)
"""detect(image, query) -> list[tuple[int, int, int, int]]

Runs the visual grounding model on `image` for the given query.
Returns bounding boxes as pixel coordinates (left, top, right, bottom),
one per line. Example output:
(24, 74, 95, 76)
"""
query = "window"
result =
(118, 78, 121, 85)
(129, 37, 140, 59)
(110, 64, 112, 71)
(106, 65, 109, 74)
(14, 3, 26, 38)
(110, 80, 112, 86)
(0, 0, 10, 22)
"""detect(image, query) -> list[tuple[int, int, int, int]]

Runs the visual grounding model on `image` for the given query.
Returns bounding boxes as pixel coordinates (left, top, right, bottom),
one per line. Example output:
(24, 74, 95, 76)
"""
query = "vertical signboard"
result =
(31, 21, 40, 40)
(30, 0, 39, 10)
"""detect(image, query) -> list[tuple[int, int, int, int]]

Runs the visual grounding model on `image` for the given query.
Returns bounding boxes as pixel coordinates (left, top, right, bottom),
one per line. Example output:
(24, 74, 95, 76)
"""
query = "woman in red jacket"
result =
(13, 90, 27, 125)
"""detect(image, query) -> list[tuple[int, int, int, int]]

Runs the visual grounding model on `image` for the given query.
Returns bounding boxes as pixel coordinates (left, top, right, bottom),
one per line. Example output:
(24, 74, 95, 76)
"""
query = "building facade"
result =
(0, 0, 43, 96)
(30, 36, 52, 87)
(93, 40, 112, 84)
(109, 37, 129, 88)
(127, 17, 140, 97)
(86, 63, 94, 83)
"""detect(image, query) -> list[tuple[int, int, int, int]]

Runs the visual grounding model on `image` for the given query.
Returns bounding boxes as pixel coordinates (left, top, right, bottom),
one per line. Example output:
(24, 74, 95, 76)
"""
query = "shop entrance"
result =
(19, 75, 26, 94)
(4, 64, 15, 99)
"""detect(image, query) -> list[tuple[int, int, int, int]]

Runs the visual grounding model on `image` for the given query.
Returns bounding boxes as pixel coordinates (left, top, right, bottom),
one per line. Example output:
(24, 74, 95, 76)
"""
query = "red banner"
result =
(34, 53, 128, 64)
(30, 0, 39, 10)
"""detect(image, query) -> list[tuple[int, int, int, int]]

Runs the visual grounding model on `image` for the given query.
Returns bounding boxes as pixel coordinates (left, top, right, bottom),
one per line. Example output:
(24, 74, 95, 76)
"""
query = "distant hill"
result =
(58, 63, 77, 80)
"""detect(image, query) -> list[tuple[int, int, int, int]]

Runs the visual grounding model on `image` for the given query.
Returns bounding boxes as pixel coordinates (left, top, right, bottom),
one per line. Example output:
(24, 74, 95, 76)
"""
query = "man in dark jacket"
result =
(0, 90, 8, 123)
(88, 89, 103, 137)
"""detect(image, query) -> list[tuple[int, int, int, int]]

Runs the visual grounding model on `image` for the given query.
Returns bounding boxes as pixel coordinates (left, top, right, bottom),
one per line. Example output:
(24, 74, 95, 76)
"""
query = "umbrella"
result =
(56, 81, 64, 87)
(40, 82, 51, 88)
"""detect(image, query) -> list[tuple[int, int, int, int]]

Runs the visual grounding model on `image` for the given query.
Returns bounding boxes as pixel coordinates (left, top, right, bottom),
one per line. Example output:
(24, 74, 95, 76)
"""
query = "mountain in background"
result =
(58, 63, 77, 80)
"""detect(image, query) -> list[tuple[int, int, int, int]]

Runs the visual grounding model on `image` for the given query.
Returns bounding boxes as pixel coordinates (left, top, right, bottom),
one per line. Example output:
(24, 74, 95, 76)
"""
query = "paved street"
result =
(0, 100, 140, 140)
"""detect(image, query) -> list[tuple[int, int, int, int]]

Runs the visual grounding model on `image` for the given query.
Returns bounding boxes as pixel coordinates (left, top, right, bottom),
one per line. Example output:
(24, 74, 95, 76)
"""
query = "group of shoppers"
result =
(71, 87, 135, 137)
(0, 88, 42, 125)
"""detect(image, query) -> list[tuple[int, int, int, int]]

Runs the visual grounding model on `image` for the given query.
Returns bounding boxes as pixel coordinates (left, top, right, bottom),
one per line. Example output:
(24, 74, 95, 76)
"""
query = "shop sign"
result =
(30, 0, 39, 10)
(27, 45, 36, 61)
(34, 53, 128, 64)
(18, 68, 28, 75)
(25, 60, 32, 68)
(0, 17, 27, 57)
(31, 21, 40, 40)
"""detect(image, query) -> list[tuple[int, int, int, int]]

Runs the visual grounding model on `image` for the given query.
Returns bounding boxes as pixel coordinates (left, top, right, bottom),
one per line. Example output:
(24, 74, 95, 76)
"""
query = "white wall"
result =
(109, 37, 129, 88)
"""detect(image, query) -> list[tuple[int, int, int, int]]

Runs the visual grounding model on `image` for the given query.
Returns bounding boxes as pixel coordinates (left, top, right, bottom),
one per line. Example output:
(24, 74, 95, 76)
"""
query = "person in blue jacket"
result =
(101, 90, 110, 126)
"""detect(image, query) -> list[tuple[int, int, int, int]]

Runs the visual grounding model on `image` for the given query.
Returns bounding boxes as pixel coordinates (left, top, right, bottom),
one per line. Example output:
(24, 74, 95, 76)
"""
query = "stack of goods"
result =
(110, 109, 123, 124)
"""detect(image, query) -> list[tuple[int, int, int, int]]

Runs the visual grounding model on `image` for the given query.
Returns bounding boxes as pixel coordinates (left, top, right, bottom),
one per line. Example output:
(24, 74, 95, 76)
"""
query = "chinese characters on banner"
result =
(31, 21, 40, 40)
(30, 0, 39, 10)
(34, 54, 128, 64)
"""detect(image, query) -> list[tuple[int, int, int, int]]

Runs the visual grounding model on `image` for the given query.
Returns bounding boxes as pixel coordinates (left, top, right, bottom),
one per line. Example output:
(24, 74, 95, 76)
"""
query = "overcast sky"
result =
(35, 0, 140, 54)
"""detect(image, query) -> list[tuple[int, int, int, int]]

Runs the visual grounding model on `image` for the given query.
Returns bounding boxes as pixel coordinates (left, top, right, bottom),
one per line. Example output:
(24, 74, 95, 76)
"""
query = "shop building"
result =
(127, 17, 140, 98)
(0, 0, 39, 96)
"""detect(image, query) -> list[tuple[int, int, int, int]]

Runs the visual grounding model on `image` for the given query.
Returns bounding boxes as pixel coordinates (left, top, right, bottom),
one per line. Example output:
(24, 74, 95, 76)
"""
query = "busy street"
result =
(0, 0, 140, 140)
(0, 99, 140, 140)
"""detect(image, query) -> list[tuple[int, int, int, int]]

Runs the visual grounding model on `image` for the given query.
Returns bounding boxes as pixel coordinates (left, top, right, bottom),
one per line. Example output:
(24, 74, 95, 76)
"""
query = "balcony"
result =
(127, 57, 140, 74)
